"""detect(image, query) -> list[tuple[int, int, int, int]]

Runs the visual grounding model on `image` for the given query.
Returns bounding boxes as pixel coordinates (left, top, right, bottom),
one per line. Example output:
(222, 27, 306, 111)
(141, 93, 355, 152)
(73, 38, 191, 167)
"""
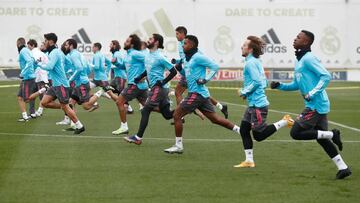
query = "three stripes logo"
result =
(133, 8, 177, 53)
(261, 28, 287, 53)
(72, 28, 92, 53)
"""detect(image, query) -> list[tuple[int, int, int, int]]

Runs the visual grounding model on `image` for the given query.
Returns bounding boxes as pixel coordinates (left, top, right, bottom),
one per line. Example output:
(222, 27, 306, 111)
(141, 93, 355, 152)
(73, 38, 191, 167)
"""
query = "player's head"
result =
(27, 39, 37, 50)
(16, 37, 26, 48)
(92, 42, 102, 53)
(293, 30, 314, 50)
(147, 33, 164, 49)
(175, 26, 187, 41)
(60, 41, 68, 55)
(124, 34, 141, 51)
(66, 38, 78, 51)
(40, 42, 47, 52)
(183, 35, 198, 53)
(110, 40, 120, 53)
(141, 41, 147, 50)
(44, 33, 58, 48)
(242, 36, 266, 58)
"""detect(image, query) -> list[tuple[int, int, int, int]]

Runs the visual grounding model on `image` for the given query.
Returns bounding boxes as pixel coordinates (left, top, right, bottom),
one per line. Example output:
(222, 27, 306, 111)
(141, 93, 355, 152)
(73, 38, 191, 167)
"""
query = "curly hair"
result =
(247, 36, 266, 58)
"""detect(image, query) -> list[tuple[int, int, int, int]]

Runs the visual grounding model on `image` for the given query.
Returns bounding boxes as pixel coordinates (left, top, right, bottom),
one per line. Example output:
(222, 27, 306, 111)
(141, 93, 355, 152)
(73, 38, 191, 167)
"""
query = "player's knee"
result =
(290, 127, 301, 140)
(252, 131, 265, 142)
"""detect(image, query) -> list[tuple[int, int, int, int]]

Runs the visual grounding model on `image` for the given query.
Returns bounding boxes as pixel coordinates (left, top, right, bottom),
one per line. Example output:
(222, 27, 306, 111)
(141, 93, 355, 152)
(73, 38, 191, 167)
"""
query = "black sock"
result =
(240, 121, 253, 149)
(137, 106, 153, 138)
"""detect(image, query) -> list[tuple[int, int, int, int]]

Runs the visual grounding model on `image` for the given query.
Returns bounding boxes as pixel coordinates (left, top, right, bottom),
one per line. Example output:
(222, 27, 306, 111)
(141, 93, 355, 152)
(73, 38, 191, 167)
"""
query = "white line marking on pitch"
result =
(0, 132, 359, 143)
(224, 102, 360, 133)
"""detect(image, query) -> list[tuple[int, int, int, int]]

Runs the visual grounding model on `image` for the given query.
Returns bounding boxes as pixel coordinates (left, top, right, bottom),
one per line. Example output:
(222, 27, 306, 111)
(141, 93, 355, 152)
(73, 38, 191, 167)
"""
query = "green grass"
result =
(0, 81, 359, 203)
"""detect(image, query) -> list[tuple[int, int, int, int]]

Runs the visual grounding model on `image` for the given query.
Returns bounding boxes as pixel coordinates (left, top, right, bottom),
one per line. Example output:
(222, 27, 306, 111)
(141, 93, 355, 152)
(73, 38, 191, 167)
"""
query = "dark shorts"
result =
(93, 80, 109, 87)
(242, 106, 268, 132)
(121, 84, 148, 104)
(296, 108, 328, 130)
(180, 92, 215, 113)
(46, 85, 70, 104)
(178, 76, 187, 88)
(145, 86, 170, 108)
(71, 83, 91, 105)
(17, 79, 37, 100)
(110, 77, 126, 94)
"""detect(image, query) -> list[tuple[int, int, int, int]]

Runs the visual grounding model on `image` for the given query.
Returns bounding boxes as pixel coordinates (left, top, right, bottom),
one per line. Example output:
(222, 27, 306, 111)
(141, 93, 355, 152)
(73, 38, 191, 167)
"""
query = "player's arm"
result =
(111, 52, 125, 68)
(104, 57, 112, 75)
(68, 55, 83, 82)
(38, 52, 58, 71)
(304, 57, 331, 100)
(196, 56, 219, 85)
(158, 57, 177, 86)
(23, 50, 35, 74)
(271, 79, 299, 91)
(240, 63, 261, 96)
(92, 54, 101, 70)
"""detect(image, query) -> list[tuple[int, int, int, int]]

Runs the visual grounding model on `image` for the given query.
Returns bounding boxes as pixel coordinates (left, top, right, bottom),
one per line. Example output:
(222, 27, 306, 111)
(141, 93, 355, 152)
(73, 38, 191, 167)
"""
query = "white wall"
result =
(0, 0, 359, 70)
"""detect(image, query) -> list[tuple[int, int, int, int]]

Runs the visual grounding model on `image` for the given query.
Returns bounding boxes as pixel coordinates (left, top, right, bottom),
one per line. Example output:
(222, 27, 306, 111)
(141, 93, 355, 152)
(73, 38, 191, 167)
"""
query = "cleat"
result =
(35, 111, 42, 117)
(56, 117, 71, 125)
(88, 103, 100, 112)
(331, 129, 343, 151)
(233, 161, 255, 168)
(30, 113, 37, 118)
(127, 110, 134, 114)
(103, 85, 115, 92)
(170, 118, 185, 125)
(74, 126, 85, 135)
(164, 145, 184, 154)
(112, 127, 129, 135)
(17, 117, 30, 122)
(123, 135, 142, 145)
(283, 114, 294, 128)
(221, 104, 229, 119)
(336, 168, 352, 179)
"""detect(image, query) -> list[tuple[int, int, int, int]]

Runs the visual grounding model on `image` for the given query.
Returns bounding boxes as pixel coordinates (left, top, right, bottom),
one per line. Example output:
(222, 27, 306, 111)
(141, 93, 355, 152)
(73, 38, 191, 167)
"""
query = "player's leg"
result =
(209, 96, 228, 119)
(17, 80, 31, 121)
(175, 80, 186, 105)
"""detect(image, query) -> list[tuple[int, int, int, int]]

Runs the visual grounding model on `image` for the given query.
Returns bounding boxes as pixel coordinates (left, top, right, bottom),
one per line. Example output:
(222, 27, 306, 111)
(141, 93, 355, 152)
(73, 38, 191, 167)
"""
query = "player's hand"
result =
(171, 58, 176, 64)
(270, 81, 280, 89)
(196, 78, 207, 85)
(175, 63, 183, 71)
(240, 94, 247, 100)
(155, 80, 163, 87)
(303, 94, 311, 101)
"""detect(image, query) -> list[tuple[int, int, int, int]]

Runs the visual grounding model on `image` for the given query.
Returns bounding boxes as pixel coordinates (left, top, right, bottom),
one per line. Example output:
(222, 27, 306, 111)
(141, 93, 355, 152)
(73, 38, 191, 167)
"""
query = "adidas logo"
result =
(71, 28, 92, 53)
(133, 8, 177, 53)
(261, 28, 287, 54)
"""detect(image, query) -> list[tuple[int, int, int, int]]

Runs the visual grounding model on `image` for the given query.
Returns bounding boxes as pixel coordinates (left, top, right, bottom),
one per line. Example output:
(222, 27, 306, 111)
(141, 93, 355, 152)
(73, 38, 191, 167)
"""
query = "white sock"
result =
(38, 87, 46, 94)
(216, 102, 223, 110)
(135, 135, 142, 140)
(332, 154, 348, 170)
(22, 112, 28, 119)
(317, 130, 333, 139)
(128, 105, 133, 112)
(37, 107, 43, 114)
(244, 149, 254, 162)
(121, 122, 128, 129)
(94, 102, 98, 106)
(232, 125, 240, 134)
(139, 103, 144, 111)
(175, 137, 183, 148)
(94, 89, 103, 98)
(273, 119, 287, 130)
(75, 121, 83, 129)
(89, 81, 96, 89)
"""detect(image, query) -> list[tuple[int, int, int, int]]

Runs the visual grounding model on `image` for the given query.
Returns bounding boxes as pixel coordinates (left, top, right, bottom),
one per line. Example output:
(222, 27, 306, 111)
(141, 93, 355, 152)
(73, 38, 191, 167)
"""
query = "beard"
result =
(124, 44, 131, 50)
(146, 42, 154, 49)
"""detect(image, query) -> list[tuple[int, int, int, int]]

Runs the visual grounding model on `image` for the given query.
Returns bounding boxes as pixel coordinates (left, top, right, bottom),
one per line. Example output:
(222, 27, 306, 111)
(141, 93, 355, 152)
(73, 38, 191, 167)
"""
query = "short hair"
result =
(27, 39, 38, 47)
(153, 33, 164, 49)
(44, 33, 58, 43)
(67, 38, 77, 49)
(301, 30, 315, 45)
(175, 26, 187, 35)
(111, 40, 121, 51)
(93, 42, 102, 50)
(17, 37, 26, 45)
(60, 41, 67, 53)
(129, 34, 141, 50)
(185, 35, 198, 48)
(247, 36, 266, 58)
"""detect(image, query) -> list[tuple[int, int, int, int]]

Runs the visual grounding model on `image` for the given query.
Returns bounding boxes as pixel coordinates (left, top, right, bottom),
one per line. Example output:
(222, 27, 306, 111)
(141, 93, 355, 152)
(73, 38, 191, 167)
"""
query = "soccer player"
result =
(271, 30, 351, 179)
(233, 36, 294, 168)
(37, 33, 85, 134)
(16, 37, 37, 121)
(27, 39, 49, 117)
(164, 35, 241, 154)
(104, 40, 134, 113)
(123, 34, 177, 144)
(173, 26, 228, 120)
(91, 42, 110, 88)
(65, 39, 104, 111)
(111, 34, 148, 135)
